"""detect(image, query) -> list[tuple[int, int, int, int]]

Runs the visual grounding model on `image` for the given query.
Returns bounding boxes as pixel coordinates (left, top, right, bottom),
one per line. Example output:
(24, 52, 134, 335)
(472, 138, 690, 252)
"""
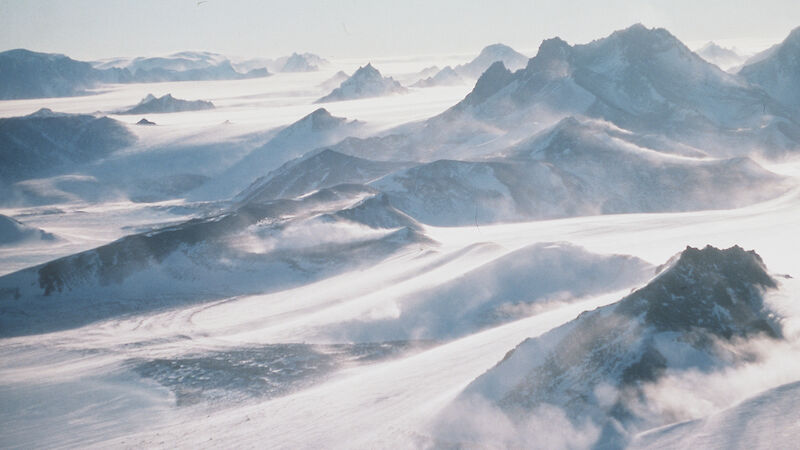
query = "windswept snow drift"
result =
(438, 245, 785, 447)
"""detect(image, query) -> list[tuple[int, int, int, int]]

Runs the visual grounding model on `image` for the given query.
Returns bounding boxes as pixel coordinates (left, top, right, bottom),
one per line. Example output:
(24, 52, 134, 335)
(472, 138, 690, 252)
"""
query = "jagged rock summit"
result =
(316, 63, 407, 103)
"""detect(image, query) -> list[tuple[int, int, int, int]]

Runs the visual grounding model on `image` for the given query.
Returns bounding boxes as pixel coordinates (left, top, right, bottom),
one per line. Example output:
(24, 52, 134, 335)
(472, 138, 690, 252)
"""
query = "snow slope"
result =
(445, 245, 783, 447)
(194, 108, 366, 200)
(739, 26, 800, 109)
(367, 117, 788, 225)
(0, 214, 57, 246)
(630, 380, 800, 449)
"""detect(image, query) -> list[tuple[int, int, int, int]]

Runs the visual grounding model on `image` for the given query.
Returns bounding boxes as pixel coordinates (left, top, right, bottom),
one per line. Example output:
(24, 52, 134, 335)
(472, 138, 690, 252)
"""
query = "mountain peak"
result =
(316, 63, 406, 103)
(28, 107, 58, 117)
(355, 63, 378, 75)
(533, 37, 571, 62)
(606, 23, 684, 52)
(478, 43, 518, 57)
(281, 108, 347, 134)
(618, 245, 779, 338)
(454, 43, 528, 78)
(463, 61, 513, 106)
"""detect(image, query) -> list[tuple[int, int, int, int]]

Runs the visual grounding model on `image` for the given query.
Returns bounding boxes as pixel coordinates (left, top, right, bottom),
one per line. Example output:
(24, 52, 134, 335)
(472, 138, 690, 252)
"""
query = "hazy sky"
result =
(1, 0, 798, 60)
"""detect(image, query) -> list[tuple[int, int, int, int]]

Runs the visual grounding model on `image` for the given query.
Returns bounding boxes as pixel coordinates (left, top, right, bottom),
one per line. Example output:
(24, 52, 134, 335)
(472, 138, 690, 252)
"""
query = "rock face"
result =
(316, 64, 407, 103)
(739, 26, 800, 108)
(120, 94, 215, 114)
(451, 245, 781, 447)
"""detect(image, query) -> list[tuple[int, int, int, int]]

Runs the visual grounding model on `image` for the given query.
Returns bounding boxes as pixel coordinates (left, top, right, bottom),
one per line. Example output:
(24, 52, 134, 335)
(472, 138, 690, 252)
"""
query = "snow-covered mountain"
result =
(453, 43, 528, 79)
(444, 24, 800, 157)
(412, 43, 526, 90)
(364, 117, 788, 225)
(280, 52, 322, 72)
(189, 108, 366, 200)
(412, 66, 464, 87)
(0, 49, 269, 100)
(234, 149, 412, 204)
(695, 41, 748, 71)
(119, 93, 215, 114)
(0, 49, 127, 99)
(739, 27, 800, 109)
(443, 245, 783, 447)
(93, 51, 268, 82)
(0, 109, 135, 186)
(316, 64, 408, 103)
(0, 214, 57, 246)
(318, 70, 349, 91)
(0, 184, 434, 336)
(231, 52, 327, 73)
(94, 51, 229, 72)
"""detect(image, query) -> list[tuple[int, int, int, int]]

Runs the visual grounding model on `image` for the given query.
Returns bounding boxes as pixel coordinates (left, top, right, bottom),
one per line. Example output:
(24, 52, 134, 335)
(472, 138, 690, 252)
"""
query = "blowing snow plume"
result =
(433, 245, 787, 448)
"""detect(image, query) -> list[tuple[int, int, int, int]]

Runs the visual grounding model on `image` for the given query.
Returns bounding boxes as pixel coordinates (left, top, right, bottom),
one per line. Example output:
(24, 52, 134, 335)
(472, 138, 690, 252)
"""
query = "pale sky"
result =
(0, 0, 798, 60)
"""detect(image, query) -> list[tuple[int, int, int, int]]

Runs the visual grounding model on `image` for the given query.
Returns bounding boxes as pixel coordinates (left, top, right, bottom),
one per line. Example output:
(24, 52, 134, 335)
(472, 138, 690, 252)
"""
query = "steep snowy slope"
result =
(0, 184, 434, 336)
(194, 108, 365, 200)
(445, 24, 800, 157)
(0, 109, 135, 185)
(316, 64, 407, 103)
(235, 149, 413, 204)
(119, 93, 214, 114)
(443, 245, 782, 447)
(630, 380, 800, 449)
(739, 27, 800, 109)
(0, 214, 57, 246)
(319, 70, 349, 91)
